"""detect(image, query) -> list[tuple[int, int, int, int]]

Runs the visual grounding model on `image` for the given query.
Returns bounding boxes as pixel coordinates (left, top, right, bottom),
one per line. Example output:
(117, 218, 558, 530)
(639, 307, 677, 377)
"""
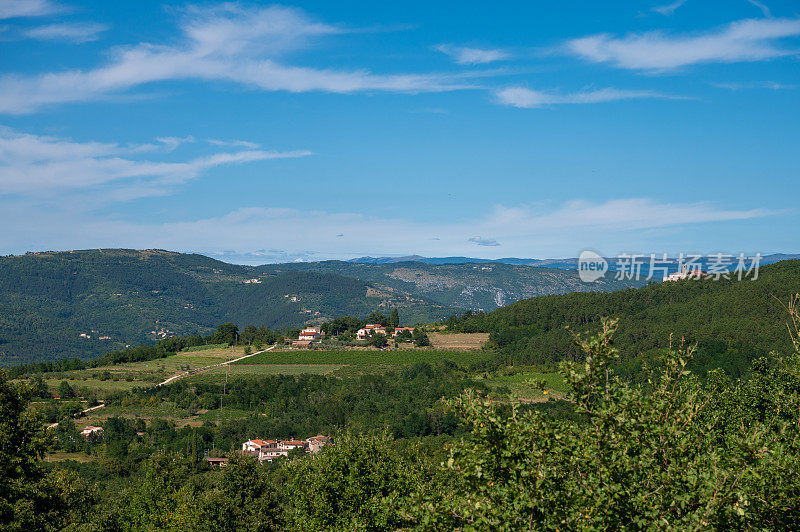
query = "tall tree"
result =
(0, 370, 95, 531)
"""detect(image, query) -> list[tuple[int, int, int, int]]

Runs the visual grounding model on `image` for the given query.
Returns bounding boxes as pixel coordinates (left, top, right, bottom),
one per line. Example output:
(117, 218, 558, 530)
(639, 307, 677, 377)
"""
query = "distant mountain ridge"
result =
(256, 260, 645, 313)
(348, 253, 800, 272)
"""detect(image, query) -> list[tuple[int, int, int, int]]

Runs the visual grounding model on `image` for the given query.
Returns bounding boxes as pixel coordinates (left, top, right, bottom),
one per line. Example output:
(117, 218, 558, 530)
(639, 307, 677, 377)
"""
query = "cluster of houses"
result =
(241, 435, 332, 462)
(289, 324, 417, 348)
(356, 324, 415, 340)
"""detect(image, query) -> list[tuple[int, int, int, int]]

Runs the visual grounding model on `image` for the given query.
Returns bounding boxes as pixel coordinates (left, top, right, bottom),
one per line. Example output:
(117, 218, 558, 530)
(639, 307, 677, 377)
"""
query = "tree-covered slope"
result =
(256, 260, 645, 312)
(447, 259, 800, 377)
(0, 249, 453, 365)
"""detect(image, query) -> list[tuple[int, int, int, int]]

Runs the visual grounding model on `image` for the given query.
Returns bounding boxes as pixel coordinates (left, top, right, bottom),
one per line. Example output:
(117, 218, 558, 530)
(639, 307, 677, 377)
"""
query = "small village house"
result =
(204, 457, 229, 467)
(279, 439, 308, 452)
(80, 426, 104, 440)
(392, 327, 415, 337)
(242, 439, 273, 453)
(357, 324, 387, 340)
(306, 435, 333, 453)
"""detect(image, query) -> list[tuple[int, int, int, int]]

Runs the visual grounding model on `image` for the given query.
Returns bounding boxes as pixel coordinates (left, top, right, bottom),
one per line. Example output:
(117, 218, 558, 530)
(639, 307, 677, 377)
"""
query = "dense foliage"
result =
(414, 317, 800, 529)
(0, 371, 96, 531)
(8, 302, 800, 530)
(106, 363, 473, 443)
(447, 260, 800, 377)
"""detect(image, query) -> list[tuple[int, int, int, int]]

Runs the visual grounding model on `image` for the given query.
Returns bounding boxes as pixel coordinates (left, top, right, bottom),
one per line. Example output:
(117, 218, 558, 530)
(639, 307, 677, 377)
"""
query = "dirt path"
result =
(157, 344, 275, 386)
(46, 401, 106, 430)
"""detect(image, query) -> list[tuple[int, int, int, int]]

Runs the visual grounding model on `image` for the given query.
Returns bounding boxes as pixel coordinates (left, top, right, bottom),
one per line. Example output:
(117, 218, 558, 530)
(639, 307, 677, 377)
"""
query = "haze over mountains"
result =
(348, 253, 800, 270)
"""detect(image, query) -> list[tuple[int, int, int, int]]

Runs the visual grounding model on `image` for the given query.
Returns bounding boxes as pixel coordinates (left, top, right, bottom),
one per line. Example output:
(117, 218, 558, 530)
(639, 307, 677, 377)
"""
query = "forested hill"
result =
(448, 259, 800, 377)
(256, 260, 644, 312)
(0, 249, 453, 365)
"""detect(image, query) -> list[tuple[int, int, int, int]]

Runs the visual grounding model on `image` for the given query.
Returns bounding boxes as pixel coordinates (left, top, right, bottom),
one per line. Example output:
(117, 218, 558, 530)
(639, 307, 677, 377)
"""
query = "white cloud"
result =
(0, 0, 61, 19)
(495, 86, 676, 108)
(652, 0, 688, 16)
(435, 44, 510, 65)
(0, 126, 310, 197)
(565, 17, 800, 70)
(24, 22, 108, 43)
(0, 196, 777, 261)
(0, 4, 477, 114)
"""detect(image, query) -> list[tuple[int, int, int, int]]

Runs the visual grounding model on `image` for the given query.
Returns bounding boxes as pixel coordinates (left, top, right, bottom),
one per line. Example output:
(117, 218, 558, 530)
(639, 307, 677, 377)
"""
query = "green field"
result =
(234, 349, 490, 367)
(44, 377, 142, 394)
(180, 343, 229, 352)
(188, 364, 345, 383)
(482, 368, 568, 401)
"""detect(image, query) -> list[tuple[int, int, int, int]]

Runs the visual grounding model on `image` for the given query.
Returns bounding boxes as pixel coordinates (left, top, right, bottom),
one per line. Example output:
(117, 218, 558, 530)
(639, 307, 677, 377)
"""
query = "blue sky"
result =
(0, 0, 798, 263)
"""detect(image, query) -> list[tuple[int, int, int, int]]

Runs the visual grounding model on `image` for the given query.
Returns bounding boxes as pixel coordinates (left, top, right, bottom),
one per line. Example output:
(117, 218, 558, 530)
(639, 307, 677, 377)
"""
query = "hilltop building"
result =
(663, 264, 708, 282)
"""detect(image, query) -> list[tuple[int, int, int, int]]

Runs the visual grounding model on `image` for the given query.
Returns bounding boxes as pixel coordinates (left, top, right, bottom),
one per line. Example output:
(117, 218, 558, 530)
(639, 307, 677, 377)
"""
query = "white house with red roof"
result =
(242, 439, 275, 452)
(279, 439, 308, 451)
(298, 326, 323, 341)
(356, 324, 387, 340)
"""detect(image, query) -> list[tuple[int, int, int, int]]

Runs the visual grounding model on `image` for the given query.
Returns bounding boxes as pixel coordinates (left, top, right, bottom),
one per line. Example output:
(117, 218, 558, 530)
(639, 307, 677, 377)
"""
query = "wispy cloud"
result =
(435, 44, 510, 65)
(652, 0, 688, 16)
(495, 86, 677, 108)
(0, 0, 62, 19)
(746, 0, 772, 18)
(207, 138, 260, 149)
(24, 22, 108, 43)
(565, 17, 800, 71)
(0, 126, 310, 198)
(0, 4, 478, 114)
(711, 80, 794, 90)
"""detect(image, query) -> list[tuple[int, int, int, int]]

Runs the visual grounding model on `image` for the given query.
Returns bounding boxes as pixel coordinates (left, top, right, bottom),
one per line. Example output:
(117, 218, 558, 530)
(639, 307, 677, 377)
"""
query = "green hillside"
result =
(256, 260, 644, 311)
(447, 259, 800, 377)
(0, 249, 453, 365)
